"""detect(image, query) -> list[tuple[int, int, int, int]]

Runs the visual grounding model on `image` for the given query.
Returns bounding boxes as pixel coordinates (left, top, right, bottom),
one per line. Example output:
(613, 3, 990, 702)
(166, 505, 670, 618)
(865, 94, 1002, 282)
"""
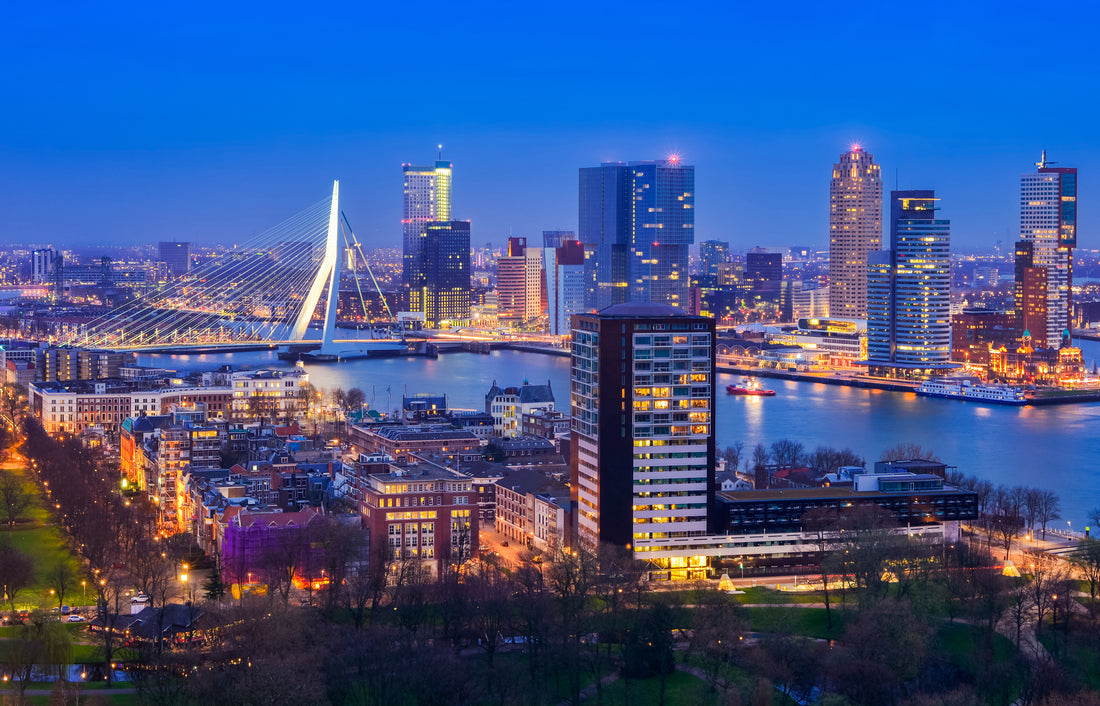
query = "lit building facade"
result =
(158, 242, 191, 277)
(828, 147, 882, 319)
(865, 191, 954, 379)
(699, 240, 730, 276)
(420, 221, 471, 326)
(403, 160, 453, 315)
(543, 239, 586, 336)
(579, 160, 695, 310)
(1015, 152, 1077, 348)
(570, 303, 716, 571)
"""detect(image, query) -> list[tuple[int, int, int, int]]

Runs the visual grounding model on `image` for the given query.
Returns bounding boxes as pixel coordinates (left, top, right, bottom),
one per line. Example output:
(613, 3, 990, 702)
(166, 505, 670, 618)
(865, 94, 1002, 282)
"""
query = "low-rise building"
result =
(351, 457, 479, 577)
(484, 379, 555, 437)
(493, 468, 570, 552)
(348, 423, 482, 466)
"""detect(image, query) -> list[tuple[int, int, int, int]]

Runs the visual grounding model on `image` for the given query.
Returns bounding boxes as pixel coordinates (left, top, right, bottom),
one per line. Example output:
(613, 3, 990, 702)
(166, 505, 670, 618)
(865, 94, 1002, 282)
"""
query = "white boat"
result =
(916, 378, 1028, 405)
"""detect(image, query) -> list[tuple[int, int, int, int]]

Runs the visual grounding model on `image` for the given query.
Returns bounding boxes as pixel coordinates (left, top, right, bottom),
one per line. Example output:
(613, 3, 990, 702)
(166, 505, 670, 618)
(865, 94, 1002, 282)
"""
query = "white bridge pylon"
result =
(290, 179, 342, 346)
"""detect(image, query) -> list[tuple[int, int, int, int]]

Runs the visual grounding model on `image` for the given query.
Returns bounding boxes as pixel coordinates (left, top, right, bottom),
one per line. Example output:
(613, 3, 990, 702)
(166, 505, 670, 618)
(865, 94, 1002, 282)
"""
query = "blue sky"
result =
(1, 1, 1096, 252)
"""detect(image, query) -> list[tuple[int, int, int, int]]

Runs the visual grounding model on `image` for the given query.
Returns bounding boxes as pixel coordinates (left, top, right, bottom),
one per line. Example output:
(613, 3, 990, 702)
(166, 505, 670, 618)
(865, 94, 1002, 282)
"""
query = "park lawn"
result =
(598, 668, 724, 706)
(731, 586, 828, 605)
(1037, 631, 1100, 690)
(745, 606, 846, 640)
(935, 622, 1017, 677)
(1, 467, 87, 610)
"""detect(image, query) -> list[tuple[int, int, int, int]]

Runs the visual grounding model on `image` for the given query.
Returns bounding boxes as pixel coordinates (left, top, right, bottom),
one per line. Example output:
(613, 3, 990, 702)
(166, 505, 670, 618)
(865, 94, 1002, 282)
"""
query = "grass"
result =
(934, 622, 1017, 677)
(1038, 629, 1100, 690)
(0, 467, 87, 610)
(745, 606, 847, 640)
(597, 669, 723, 705)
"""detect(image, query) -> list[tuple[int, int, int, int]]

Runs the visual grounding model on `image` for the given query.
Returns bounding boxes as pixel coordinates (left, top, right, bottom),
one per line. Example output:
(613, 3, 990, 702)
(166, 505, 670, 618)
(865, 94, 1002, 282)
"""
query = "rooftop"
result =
(598, 302, 692, 318)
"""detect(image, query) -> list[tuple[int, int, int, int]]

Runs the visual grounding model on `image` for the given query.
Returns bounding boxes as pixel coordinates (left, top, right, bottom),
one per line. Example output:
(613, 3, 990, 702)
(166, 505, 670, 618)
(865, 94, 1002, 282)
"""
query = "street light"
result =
(82, 580, 86, 605)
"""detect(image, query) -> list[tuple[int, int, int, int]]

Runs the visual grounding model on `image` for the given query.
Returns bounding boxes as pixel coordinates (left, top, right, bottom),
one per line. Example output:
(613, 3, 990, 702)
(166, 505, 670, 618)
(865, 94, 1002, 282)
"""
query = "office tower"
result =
(1014, 240, 1048, 345)
(1015, 151, 1077, 347)
(579, 159, 695, 310)
(570, 303, 716, 553)
(419, 221, 470, 326)
(497, 237, 543, 323)
(542, 230, 576, 249)
(699, 240, 730, 276)
(866, 191, 953, 379)
(828, 146, 882, 319)
(158, 242, 192, 277)
(31, 248, 56, 283)
(544, 239, 586, 336)
(403, 159, 453, 314)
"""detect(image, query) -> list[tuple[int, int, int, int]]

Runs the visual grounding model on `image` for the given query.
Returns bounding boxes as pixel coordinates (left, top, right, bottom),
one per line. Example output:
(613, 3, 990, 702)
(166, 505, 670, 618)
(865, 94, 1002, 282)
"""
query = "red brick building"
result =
(349, 456, 478, 578)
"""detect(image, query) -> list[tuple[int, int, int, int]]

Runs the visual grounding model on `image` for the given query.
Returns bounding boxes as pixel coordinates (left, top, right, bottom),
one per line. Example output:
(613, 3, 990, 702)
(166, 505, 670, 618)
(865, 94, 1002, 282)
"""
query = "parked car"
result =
(66, 615, 85, 623)
(131, 593, 150, 604)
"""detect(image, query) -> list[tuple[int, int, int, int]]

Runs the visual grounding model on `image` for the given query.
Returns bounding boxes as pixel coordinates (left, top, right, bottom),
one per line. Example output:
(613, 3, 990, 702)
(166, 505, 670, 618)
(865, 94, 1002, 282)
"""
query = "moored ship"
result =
(916, 378, 1028, 405)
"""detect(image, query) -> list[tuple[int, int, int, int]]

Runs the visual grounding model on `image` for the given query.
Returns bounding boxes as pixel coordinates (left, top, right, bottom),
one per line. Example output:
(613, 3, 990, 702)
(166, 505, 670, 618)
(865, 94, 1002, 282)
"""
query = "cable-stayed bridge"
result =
(65, 182, 412, 359)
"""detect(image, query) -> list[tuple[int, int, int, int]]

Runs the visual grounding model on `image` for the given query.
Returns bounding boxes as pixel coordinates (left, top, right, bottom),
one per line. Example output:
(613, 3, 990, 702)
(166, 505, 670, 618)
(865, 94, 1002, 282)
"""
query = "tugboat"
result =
(726, 377, 776, 396)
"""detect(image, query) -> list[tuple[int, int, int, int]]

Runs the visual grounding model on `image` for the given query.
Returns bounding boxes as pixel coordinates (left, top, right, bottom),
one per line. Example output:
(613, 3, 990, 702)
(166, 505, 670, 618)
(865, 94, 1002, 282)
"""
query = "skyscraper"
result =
(828, 147, 882, 319)
(403, 160, 453, 314)
(570, 303, 716, 553)
(158, 241, 192, 277)
(496, 237, 543, 323)
(1015, 151, 1077, 348)
(419, 221, 470, 327)
(31, 248, 57, 283)
(866, 190, 954, 379)
(699, 240, 730, 277)
(579, 159, 695, 310)
(544, 239, 586, 336)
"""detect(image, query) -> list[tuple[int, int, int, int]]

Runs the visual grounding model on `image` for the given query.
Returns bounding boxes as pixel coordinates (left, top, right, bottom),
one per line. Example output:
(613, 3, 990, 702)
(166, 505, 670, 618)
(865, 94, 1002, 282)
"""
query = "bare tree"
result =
(879, 441, 940, 462)
(1024, 550, 1068, 633)
(1071, 538, 1100, 613)
(770, 439, 805, 467)
(802, 506, 838, 627)
(47, 560, 77, 612)
(1034, 490, 1061, 540)
(720, 442, 744, 472)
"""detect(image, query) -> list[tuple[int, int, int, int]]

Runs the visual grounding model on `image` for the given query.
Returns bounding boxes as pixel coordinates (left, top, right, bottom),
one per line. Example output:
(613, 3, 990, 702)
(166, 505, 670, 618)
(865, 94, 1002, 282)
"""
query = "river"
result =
(138, 339, 1100, 529)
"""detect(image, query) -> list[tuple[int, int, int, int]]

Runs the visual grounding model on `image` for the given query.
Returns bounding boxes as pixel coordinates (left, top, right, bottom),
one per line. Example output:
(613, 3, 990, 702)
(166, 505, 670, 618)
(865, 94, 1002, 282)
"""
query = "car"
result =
(131, 593, 150, 604)
(66, 615, 85, 623)
(501, 541, 509, 547)
(61, 605, 71, 615)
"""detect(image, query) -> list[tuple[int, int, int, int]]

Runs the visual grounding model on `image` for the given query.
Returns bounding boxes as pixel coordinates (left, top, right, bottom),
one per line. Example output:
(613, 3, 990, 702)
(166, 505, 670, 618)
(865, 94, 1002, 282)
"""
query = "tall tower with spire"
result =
(828, 146, 883, 319)
(1015, 151, 1077, 347)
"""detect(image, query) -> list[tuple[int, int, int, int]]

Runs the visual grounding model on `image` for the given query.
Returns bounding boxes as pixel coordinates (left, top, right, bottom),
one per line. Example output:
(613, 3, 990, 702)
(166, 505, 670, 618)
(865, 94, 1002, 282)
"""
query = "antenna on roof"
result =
(438, 144, 443, 160)
(1036, 149, 1057, 169)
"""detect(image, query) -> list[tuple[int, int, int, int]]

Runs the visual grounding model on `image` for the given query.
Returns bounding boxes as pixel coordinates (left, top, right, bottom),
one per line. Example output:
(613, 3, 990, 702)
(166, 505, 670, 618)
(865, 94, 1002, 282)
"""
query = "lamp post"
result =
(82, 580, 86, 606)
(180, 563, 190, 603)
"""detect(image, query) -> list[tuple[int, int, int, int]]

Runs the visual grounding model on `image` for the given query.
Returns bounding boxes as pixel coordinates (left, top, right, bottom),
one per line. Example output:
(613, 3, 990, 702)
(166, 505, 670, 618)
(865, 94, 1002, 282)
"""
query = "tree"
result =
(0, 541, 34, 613)
(47, 560, 77, 612)
(807, 446, 864, 475)
(802, 506, 838, 627)
(0, 469, 31, 533)
(1033, 490, 1060, 540)
(834, 504, 900, 606)
(721, 442, 744, 473)
(751, 443, 769, 470)
(879, 442, 940, 462)
(1, 382, 27, 427)
(203, 555, 228, 603)
(346, 387, 366, 410)
(1071, 539, 1100, 613)
(770, 439, 805, 467)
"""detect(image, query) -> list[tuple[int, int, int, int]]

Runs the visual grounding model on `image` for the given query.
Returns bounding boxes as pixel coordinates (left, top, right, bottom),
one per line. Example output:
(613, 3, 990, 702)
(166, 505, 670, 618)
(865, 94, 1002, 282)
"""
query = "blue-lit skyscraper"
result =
(866, 190, 955, 379)
(579, 159, 695, 309)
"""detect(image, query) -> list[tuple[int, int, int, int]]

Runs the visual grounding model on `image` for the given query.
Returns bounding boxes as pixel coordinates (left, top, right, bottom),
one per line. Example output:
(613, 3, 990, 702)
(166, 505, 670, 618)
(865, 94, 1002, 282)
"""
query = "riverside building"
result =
(570, 303, 716, 578)
(828, 146, 882, 319)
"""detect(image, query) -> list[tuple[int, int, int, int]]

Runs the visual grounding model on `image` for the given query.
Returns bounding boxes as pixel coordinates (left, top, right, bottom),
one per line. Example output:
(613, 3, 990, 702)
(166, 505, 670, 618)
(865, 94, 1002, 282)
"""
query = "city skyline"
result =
(2, 4, 1097, 251)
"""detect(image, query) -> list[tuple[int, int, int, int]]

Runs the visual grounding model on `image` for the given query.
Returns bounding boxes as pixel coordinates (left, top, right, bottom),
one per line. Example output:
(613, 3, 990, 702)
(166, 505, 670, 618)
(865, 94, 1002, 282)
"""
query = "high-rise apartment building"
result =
(828, 147, 882, 319)
(544, 239, 586, 336)
(403, 160, 453, 314)
(419, 221, 471, 327)
(158, 242, 192, 277)
(542, 230, 576, 249)
(866, 191, 954, 379)
(699, 240, 730, 276)
(570, 303, 716, 554)
(1015, 152, 1077, 348)
(579, 159, 695, 310)
(31, 248, 57, 283)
